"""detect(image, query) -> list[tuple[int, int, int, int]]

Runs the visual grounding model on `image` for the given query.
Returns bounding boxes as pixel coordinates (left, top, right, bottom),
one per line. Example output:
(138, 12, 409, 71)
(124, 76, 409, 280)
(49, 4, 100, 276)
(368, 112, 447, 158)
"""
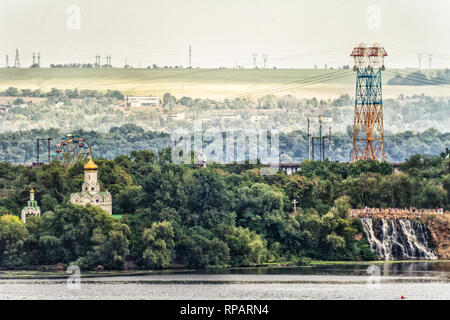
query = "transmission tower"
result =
(428, 53, 432, 70)
(350, 43, 387, 162)
(37, 53, 40, 67)
(417, 53, 423, 70)
(32, 52, 36, 66)
(5, 55, 8, 68)
(252, 54, 257, 69)
(189, 45, 192, 68)
(263, 54, 268, 68)
(95, 54, 100, 68)
(14, 48, 20, 68)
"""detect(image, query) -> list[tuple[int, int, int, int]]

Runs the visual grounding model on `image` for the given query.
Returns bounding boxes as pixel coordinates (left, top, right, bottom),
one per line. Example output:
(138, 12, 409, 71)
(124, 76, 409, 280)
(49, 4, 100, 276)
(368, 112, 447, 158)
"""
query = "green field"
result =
(0, 68, 447, 100)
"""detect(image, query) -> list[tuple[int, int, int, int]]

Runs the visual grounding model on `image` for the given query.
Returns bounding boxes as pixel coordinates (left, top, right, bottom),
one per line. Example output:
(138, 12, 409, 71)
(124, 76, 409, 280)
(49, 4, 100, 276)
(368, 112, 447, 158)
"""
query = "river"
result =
(0, 261, 449, 300)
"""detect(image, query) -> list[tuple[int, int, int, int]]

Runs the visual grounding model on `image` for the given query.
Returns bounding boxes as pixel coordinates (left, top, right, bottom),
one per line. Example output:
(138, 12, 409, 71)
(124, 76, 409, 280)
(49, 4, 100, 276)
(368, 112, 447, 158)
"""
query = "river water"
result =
(0, 262, 449, 300)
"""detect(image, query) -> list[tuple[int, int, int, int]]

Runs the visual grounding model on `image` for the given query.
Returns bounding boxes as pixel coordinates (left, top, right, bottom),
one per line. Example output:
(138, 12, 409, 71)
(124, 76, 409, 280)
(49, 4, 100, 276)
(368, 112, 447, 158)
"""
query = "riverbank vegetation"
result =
(0, 149, 448, 270)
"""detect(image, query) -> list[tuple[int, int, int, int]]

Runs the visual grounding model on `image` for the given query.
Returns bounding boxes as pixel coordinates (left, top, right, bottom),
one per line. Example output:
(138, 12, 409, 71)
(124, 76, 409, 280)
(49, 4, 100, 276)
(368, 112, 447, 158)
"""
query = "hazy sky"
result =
(1, 0, 449, 68)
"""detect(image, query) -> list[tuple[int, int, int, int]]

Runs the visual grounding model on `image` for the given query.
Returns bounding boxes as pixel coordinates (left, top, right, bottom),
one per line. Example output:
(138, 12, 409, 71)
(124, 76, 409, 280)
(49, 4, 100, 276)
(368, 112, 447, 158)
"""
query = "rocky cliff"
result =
(425, 214, 450, 259)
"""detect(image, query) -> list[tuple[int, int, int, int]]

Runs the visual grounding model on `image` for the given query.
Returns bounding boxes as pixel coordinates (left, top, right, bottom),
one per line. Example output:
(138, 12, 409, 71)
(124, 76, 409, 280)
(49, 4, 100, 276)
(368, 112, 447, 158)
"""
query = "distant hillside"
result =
(0, 68, 448, 101)
(387, 70, 450, 86)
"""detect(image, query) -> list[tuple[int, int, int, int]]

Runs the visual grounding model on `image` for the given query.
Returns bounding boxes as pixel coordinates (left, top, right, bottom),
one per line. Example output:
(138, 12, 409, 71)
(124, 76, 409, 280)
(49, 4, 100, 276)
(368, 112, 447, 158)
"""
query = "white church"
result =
(21, 188, 41, 223)
(70, 158, 112, 214)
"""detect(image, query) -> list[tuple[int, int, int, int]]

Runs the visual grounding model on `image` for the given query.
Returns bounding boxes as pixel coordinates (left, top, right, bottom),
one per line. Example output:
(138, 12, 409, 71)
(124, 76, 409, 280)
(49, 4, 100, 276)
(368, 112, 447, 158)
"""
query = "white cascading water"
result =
(361, 218, 437, 260)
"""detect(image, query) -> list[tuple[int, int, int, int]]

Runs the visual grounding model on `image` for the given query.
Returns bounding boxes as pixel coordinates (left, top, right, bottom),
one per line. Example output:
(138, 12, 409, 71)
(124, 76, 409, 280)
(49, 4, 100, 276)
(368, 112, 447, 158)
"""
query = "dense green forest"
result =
(0, 124, 448, 163)
(0, 150, 449, 270)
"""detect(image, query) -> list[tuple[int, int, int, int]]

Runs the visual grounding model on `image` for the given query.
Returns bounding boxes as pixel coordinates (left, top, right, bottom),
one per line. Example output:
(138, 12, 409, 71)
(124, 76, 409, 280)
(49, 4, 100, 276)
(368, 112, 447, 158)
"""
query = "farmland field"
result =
(0, 68, 447, 100)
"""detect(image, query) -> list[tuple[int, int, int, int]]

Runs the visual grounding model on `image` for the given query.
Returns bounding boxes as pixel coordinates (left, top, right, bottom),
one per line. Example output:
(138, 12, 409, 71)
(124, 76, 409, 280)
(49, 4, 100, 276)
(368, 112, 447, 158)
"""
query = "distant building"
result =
(70, 158, 112, 214)
(126, 96, 160, 107)
(21, 188, 41, 223)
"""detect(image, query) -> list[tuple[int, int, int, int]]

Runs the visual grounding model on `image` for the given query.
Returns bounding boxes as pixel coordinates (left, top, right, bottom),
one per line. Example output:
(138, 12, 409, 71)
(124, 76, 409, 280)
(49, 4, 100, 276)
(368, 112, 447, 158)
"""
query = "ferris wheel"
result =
(54, 133, 93, 163)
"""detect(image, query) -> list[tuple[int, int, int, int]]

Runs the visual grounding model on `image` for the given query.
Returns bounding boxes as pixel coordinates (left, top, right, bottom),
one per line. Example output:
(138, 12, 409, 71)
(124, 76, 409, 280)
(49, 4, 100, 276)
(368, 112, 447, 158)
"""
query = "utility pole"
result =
(36, 139, 40, 165)
(48, 138, 52, 162)
(36, 138, 52, 165)
(189, 45, 192, 68)
(37, 53, 40, 67)
(417, 53, 423, 70)
(5, 55, 8, 68)
(32, 52, 36, 66)
(322, 136, 326, 161)
(14, 48, 20, 68)
(318, 116, 323, 161)
(428, 53, 432, 70)
(328, 126, 332, 161)
(252, 54, 257, 69)
(311, 137, 315, 160)
(307, 115, 311, 160)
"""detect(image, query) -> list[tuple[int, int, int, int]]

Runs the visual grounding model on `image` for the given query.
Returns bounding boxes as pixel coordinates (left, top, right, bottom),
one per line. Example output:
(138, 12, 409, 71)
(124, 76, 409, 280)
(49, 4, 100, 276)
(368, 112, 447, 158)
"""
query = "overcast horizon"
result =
(1, 0, 449, 69)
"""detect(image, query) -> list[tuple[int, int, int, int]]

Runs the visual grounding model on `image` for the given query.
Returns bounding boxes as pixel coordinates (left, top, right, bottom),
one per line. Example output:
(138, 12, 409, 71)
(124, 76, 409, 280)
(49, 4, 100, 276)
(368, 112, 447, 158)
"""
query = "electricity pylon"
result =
(350, 43, 387, 162)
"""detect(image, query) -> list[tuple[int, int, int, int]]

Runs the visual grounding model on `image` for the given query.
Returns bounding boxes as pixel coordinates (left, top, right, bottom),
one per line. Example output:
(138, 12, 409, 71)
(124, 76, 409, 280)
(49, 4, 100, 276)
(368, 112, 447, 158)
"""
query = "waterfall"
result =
(361, 218, 437, 260)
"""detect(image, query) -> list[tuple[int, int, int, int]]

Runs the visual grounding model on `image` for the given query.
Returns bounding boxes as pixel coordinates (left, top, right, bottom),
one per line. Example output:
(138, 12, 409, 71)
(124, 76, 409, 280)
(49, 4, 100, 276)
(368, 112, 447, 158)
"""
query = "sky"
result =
(0, 0, 449, 68)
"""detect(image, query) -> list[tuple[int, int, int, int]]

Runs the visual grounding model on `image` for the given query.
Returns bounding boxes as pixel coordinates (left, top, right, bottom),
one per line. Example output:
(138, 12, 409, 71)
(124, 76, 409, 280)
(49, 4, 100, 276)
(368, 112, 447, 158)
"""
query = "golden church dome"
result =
(84, 158, 98, 170)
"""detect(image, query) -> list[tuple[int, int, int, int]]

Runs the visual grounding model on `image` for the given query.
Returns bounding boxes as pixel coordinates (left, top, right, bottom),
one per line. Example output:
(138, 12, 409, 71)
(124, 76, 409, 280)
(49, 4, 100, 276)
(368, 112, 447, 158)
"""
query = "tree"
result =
(142, 221, 175, 268)
(185, 168, 233, 228)
(39, 204, 130, 269)
(236, 183, 285, 241)
(217, 225, 267, 266)
(13, 98, 25, 105)
(163, 93, 176, 106)
(176, 229, 230, 267)
(0, 215, 29, 267)
(5, 87, 19, 96)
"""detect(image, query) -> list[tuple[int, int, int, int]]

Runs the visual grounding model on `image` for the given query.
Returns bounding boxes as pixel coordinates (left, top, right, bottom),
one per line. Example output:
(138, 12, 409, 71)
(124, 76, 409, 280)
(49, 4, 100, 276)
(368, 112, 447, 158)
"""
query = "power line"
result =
(224, 69, 352, 100)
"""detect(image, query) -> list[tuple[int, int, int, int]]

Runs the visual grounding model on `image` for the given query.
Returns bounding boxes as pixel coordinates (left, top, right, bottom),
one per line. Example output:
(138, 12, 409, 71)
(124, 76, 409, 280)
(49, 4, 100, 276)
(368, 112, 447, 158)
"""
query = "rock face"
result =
(361, 218, 437, 260)
(425, 214, 450, 259)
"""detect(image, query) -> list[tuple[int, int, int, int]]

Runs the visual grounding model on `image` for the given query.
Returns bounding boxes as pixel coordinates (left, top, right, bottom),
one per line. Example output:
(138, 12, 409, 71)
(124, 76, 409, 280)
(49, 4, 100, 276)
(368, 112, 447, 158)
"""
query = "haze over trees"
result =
(0, 124, 448, 164)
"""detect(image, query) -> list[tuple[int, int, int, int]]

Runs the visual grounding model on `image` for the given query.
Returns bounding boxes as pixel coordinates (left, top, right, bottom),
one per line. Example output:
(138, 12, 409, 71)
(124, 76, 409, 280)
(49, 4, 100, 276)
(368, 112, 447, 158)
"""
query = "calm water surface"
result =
(0, 262, 449, 300)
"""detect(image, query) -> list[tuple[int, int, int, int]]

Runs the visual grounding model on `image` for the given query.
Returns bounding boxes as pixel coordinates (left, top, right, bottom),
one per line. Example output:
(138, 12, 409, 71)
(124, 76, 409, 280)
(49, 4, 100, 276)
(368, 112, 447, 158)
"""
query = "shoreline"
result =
(0, 260, 448, 280)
